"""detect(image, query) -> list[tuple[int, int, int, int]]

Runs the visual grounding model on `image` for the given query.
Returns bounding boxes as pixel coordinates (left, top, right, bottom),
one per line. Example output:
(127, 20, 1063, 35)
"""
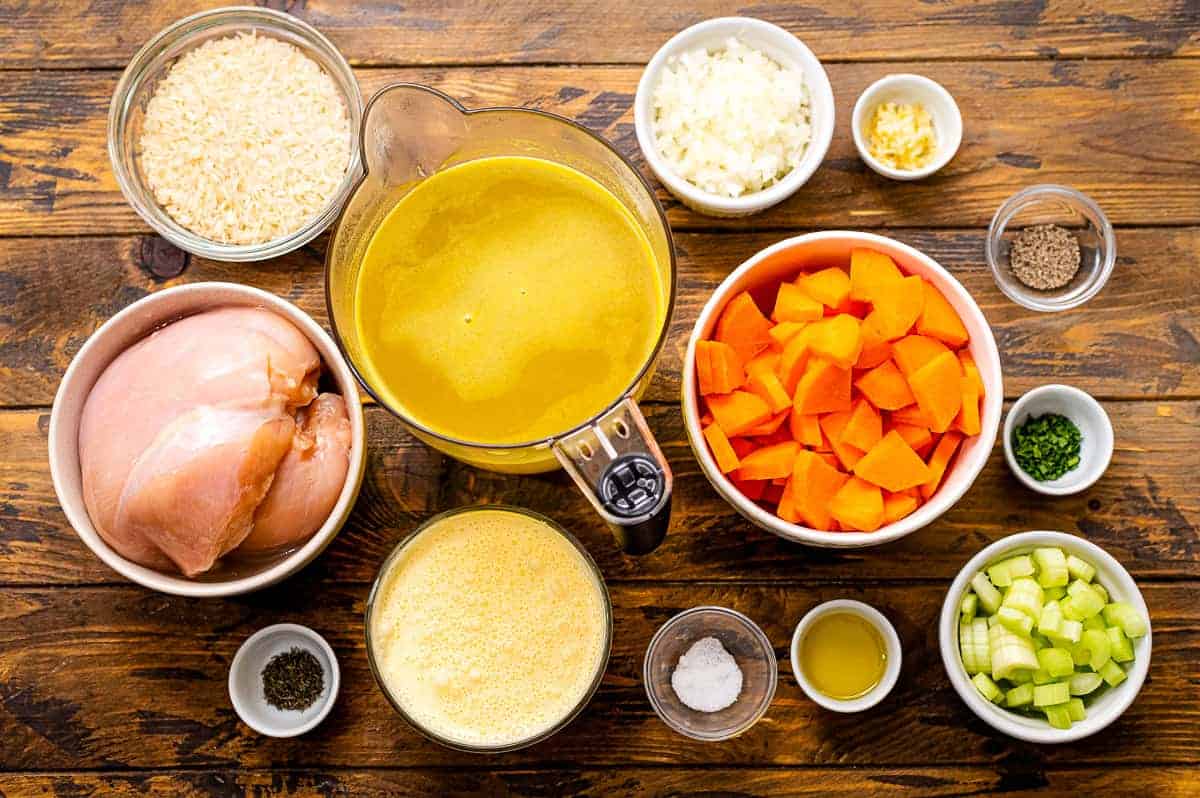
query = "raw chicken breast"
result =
(241, 393, 352, 553)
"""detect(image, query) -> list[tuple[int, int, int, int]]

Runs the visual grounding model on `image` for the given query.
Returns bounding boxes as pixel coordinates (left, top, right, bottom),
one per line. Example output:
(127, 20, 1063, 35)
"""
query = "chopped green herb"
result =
(1012, 413, 1082, 482)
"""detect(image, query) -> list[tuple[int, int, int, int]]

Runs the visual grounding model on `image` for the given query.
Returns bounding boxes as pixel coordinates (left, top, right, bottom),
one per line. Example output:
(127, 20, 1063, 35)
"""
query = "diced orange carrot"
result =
(730, 437, 757, 459)
(853, 430, 934, 492)
(715, 291, 774, 363)
(708, 390, 772, 437)
(889, 404, 936, 428)
(892, 334, 951, 376)
(703, 423, 741, 474)
(855, 360, 916, 411)
(842, 398, 883, 452)
(953, 375, 982, 436)
(793, 358, 852, 415)
(734, 441, 799, 481)
(776, 478, 800, 523)
(958, 350, 985, 396)
(796, 266, 852, 309)
(700, 411, 714, 426)
(733, 476, 768, 501)
(804, 314, 862, 370)
(872, 275, 926, 340)
(883, 491, 920, 524)
(747, 369, 792, 415)
(828, 476, 885, 532)
(886, 422, 934, 454)
(763, 483, 786, 505)
(856, 313, 893, 368)
(791, 450, 849, 531)
(778, 326, 814, 394)
(921, 431, 963, 499)
(745, 350, 781, 378)
(789, 410, 823, 448)
(907, 350, 963, 434)
(773, 282, 825, 323)
(849, 248, 903, 303)
(816, 452, 841, 470)
(819, 410, 865, 471)
(768, 321, 807, 348)
(916, 280, 969, 347)
(696, 339, 744, 395)
(743, 409, 790, 437)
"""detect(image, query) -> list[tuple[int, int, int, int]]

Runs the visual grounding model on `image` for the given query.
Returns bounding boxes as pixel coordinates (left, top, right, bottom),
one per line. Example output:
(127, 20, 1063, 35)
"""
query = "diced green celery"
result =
(1038, 600, 1064, 636)
(1092, 583, 1109, 603)
(987, 614, 1000, 627)
(1032, 668, 1055, 685)
(1065, 697, 1086, 722)
(959, 621, 977, 674)
(1058, 619, 1083, 644)
(972, 618, 991, 674)
(1033, 548, 1070, 588)
(1032, 634, 1048, 650)
(1002, 555, 1036, 579)
(997, 606, 1035, 636)
(1099, 660, 1127, 688)
(960, 592, 978, 622)
(1080, 628, 1112, 671)
(972, 672, 1003, 703)
(986, 561, 1012, 588)
(1037, 647, 1075, 678)
(1068, 671, 1103, 696)
(1044, 585, 1068, 601)
(1106, 626, 1135, 663)
(971, 572, 1003, 615)
(989, 623, 1039, 680)
(1062, 585, 1104, 621)
(1006, 683, 1035, 708)
(1002, 577, 1045, 619)
(1043, 703, 1073, 729)
(1082, 614, 1106, 632)
(1009, 668, 1034, 684)
(1067, 554, 1096, 582)
(1102, 602, 1149, 638)
(1033, 682, 1070, 707)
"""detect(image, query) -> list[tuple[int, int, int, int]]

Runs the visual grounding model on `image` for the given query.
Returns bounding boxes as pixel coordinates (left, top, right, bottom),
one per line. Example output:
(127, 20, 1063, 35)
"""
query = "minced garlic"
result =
(866, 102, 937, 172)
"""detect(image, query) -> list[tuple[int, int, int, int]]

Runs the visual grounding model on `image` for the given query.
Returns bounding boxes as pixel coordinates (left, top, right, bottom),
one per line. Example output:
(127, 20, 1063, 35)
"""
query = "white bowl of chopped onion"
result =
(635, 17, 835, 217)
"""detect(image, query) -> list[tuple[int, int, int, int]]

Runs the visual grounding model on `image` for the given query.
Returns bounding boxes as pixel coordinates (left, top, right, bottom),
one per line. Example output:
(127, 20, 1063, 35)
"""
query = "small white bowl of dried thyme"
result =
(986, 185, 1116, 312)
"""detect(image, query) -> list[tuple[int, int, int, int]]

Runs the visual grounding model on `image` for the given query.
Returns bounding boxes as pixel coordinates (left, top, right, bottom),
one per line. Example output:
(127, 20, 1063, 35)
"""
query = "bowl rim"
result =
(938, 530, 1152, 744)
(47, 282, 367, 597)
(642, 604, 778, 741)
(682, 230, 1003, 548)
(106, 5, 365, 262)
(228, 622, 341, 738)
(984, 184, 1117, 312)
(1002, 384, 1114, 496)
(633, 16, 835, 215)
(851, 73, 963, 181)
(789, 599, 902, 713)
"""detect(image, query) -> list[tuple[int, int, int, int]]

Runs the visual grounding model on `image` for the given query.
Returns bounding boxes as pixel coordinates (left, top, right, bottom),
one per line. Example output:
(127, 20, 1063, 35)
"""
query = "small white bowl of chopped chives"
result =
(1004, 384, 1114, 496)
(940, 531, 1150, 744)
(634, 17, 835, 217)
(852, 74, 962, 181)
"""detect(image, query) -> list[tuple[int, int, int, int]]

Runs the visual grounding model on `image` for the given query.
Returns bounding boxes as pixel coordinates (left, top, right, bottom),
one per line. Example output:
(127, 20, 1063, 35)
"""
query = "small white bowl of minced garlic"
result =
(853, 74, 962, 181)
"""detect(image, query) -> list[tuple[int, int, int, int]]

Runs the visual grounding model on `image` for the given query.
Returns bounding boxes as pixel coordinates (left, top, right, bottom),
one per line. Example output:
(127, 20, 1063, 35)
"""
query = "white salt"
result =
(670, 636, 743, 713)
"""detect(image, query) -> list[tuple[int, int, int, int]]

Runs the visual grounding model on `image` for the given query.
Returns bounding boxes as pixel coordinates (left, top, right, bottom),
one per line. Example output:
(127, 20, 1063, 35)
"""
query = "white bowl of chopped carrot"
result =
(682, 231, 1002, 548)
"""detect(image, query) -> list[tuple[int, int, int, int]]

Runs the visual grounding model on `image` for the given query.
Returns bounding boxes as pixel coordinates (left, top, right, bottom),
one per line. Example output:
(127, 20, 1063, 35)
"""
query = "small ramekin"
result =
(939, 531, 1151, 744)
(634, 17, 835, 217)
(986, 184, 1116, 312)
(1004, 384, 1114, 496)
(790, 600, 901, 713)
(852, 73, 962, 181)
(229, 624, 340, 738)
(108, 6, 364, 261)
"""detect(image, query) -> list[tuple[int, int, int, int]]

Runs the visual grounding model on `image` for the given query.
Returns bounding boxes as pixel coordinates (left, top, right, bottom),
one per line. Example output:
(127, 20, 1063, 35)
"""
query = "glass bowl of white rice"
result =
(634, 17, 835, 218)
(108, 7, 363, 262)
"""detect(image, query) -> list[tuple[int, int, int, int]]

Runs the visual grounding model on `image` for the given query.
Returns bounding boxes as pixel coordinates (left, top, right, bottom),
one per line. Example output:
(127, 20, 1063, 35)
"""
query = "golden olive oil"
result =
(800, 612, 887, 700)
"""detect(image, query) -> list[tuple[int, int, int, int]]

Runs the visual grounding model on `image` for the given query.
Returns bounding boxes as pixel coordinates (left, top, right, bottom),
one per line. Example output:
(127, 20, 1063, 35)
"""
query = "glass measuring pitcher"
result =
(326, 84, 677, 554)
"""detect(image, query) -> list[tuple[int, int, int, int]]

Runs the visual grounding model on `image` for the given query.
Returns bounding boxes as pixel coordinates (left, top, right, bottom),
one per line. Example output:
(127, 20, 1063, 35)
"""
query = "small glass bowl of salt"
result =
(643, 606, 777, 741)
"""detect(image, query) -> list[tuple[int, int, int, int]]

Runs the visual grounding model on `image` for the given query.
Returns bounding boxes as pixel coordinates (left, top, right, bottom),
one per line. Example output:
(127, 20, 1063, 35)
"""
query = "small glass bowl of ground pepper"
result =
(229, 623, 340, 737)
(1003, 384, 1114, 496)
(987, 185, 1116, 312)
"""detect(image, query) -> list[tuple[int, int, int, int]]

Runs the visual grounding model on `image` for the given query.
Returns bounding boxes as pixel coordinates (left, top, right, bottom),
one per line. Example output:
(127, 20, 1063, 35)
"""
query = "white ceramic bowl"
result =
(852, 74, 962, 181)
(48, 282, 367, 597)
(683, 231, 1003, 548)
(939, 531, 1151, 743)
(229, 623, 340, 737)
(790, 600, 901, 713)
(1003, 384, 1113, 495)
(634, 17, 835, 217)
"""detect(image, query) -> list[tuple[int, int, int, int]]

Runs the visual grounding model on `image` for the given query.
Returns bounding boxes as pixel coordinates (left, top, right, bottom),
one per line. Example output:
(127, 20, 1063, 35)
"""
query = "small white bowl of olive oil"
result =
(790, 600, 901, 713)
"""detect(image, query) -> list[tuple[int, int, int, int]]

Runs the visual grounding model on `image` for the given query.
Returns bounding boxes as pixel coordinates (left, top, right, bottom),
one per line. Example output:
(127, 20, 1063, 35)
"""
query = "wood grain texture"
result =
(0, 582, 1193, 770)
(3, 400, 1197, 586)
(1, 0, 1197, 69)
(1, 229, 1198, 409)
(2, 766, 1198, 797)
(3, 60, 1199, 235)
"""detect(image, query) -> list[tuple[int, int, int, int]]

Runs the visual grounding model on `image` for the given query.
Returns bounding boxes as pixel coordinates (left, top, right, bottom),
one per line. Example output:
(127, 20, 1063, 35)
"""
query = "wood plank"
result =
(3, 60, 1199, 235)
(1, 766, 1197, 797)
(0, 582, 1193, 769)
(2, 400, 1197, 586)
(1, 229, 1198, 410)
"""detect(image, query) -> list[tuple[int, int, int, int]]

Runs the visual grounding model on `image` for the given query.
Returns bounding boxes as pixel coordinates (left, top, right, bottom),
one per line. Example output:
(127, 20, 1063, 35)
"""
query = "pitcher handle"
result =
(553, 398, 672, 555)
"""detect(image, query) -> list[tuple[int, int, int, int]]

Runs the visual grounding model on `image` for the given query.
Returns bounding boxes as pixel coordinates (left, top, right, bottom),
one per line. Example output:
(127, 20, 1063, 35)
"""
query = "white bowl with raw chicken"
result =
(49, 282, 366, 597)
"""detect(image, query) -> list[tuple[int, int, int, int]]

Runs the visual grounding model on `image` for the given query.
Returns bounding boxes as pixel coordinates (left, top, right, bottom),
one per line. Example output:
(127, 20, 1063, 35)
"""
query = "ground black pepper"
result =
(1008, 224, 1081, 291)
(262, 647, 324, 711)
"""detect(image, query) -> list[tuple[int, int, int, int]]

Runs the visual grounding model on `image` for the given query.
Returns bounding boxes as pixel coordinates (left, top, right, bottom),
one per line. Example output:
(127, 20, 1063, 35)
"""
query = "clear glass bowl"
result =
(107, 7, 363, 262)
(643, 606, 777, 741)
(986, 184, 1115, 312)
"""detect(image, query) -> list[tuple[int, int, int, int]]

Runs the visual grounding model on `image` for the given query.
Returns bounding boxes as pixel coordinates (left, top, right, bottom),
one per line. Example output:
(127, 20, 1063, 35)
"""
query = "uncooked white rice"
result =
(138, 32, 352, 245)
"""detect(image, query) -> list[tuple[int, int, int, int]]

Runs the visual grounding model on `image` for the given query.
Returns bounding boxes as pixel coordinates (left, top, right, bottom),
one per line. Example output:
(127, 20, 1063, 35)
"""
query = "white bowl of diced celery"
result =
(939, 531, 1150, 743)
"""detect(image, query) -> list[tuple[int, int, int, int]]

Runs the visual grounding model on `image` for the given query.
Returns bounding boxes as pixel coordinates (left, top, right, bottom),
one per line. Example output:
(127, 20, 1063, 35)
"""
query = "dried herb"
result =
(262, 647, 324, 711)
(1012, 413, 1082, 482)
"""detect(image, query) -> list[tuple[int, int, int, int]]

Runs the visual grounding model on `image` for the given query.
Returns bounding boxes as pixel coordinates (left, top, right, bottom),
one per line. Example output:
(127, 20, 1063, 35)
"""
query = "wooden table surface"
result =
(2, 1, 1198, 796)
